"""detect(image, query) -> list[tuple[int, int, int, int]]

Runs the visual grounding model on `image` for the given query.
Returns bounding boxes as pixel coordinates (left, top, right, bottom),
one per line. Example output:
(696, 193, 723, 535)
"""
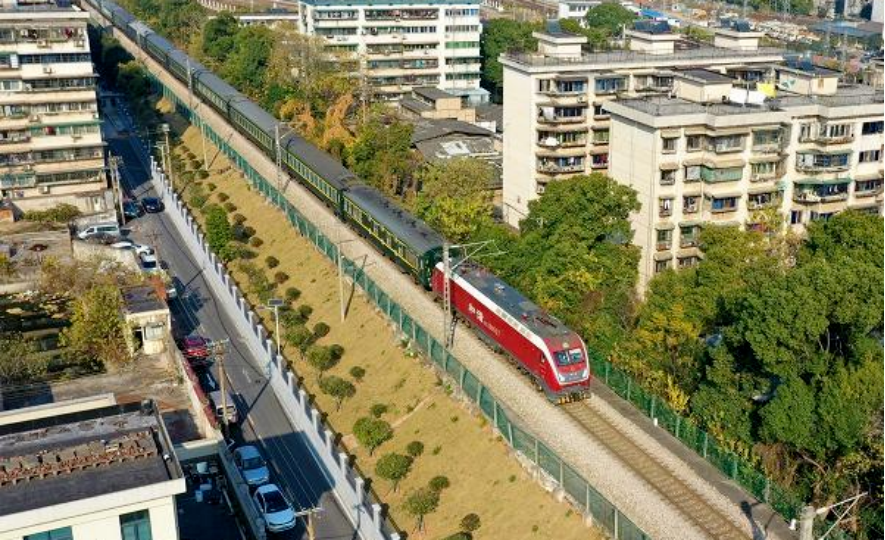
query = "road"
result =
(102, 101, 359, 540)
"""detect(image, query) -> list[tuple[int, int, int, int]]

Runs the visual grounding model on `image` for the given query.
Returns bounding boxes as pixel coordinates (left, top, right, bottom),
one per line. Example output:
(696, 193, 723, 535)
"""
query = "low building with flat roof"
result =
(0, 399, 186, 540)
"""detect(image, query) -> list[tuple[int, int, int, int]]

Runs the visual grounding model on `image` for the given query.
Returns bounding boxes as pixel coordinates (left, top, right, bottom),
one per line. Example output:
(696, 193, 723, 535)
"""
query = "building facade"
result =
(0, 398, 186, 540)
(297, 0, 487, 103)
(499, 24, 783, 226)
(0, 1, 108, 214)
(605, 70, 882, 288)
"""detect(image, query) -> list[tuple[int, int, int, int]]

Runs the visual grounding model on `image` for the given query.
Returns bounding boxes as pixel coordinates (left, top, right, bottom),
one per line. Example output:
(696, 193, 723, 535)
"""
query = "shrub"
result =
(375, 453, 413, 493)
(403, 487, 440, 532)
(273, 271, 289, 284)
(431, 445, 442, 456)
(329, 344, 345, 360)
(189, 192, 208, 210)
(429, 475, 450, 492)
(180, 170, 195, 184)
(223, 202, 237, 213)
(284, 325, 313, 358)
(243, 225, 256, 238)
(370, 403, 388, 418)
(185, 151, 196, 160)
(313, 322, 330, 339)
(206, 182, 216, 191)
(442, 534, 471, 540)
(217, 192, 229, 202)
(460, 513, 481, 533)
(349, 365, 365, 381)
(353, 417, 393, 455)
(265, 256, 279, 269)
(205, 205, 235, 261)
(285, 287, 301, 302)
(196, 169, 208, 180)
(249, 236, 264, 248)
(406, 441, 425, 458)
(298, 304, 313, 320)
(23, 204, 81, 223)
(232, 213, 247, 225)
(319, 375, 355, 411)
(306, 345, 337, 377)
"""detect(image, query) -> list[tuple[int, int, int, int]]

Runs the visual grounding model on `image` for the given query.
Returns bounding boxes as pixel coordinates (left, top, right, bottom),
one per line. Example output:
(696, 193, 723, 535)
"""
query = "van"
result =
(208, 390, 238, 424)
(77, 222, 121, 240)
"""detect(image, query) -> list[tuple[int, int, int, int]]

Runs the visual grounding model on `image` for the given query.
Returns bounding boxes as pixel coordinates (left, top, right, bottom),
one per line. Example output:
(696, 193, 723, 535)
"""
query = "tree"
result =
(202, 12, 238, 63)
(403, 487, 440, 533)
(406, 441, 425, 458)
(428, 475, 450, 492)
(374, 452, 413, 492)
(479, 20, 539, 100)
(284, 324, 314, 359)
(0, 333, 46, 384)
(460, 513, 481, 534)
(319, 375, 356, 410)
(584, 3, 636, 34)
(61, 285, 130, 368)
(353, 417, 393, 455)
(349, 365, 366, 382)
(205, 205, 235, 261)
(305, 345, 337, 379)
(0, 254, 17, 281)
(223, 26, 274, 98)
(413, 158, 494, 242)
(346, 114, 417, 196)
(116, 61, 152, 101)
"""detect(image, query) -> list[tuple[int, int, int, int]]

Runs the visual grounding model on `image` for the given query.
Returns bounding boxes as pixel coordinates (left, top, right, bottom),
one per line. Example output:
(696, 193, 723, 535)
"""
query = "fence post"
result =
(614, 509, 620, 539)
(493, 400, 498, 430)
(459, 365, 466, 388)
(507, 421, 514, 445)
(626, 377, 632, 402)
(675, 415, 681, 439)
(764, 477, 770, 503)
(604, 362, 610, 385)
(650, 395, 656, 421)
(702, 432, 708, 458)
(476, 382, 483, 405)
(584, 484, 593, 525)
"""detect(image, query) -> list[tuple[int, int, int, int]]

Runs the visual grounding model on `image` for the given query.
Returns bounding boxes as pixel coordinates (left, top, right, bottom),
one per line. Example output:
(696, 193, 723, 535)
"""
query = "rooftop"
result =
(0, 401, 181, 517)
(412, 86, 455, 102)
(502, 45, 784, 70)
(122, 285, 167, 314)
(676, 68, 734, 84)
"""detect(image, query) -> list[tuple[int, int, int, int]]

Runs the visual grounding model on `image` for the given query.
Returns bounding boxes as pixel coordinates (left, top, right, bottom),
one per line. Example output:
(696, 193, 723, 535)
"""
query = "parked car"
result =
(208, 389, 238, 425)
(233, 445, 270, 487)
(176, 335, 211, 366)
(138, 252, 160, 274)
(111, 240, 154, 256)
(122, 199, 143, 219)
(165, 276, 181, 300)
(77, 222, 121, 241)
(141, 197, 164, 213)
(252, 484, 297, 533)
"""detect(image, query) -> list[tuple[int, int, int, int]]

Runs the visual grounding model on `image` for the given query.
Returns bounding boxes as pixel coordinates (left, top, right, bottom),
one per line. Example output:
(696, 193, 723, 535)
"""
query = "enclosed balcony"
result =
(854, 178, 883, 198)
(793, 178, 851, 203)
(537, 156, 584, 174)
(537, 131, 586, 149)
(537, 106, 586, 125)
(795, 151, 851, 173)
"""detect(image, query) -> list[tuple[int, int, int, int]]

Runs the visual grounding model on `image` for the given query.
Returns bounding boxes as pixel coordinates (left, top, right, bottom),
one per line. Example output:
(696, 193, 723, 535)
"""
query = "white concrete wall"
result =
(502, 68, 536, 227)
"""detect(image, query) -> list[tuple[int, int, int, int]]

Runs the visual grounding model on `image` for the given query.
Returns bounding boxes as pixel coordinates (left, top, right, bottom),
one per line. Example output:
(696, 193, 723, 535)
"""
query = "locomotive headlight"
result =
(580, 367, 589, 380)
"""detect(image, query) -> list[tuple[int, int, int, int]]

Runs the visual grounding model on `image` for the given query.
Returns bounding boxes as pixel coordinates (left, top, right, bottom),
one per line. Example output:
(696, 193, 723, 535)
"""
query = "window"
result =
(594, 77, 625, 94)
(656, 228, 672, 246)
(856, 178, 883, 194)
(592, 129, 609, 144)
(25, 528, 73, 540)
(752, 130, 781, 148)
(799, 122, 816, 141)
(659, 198, 673, 217)
(701, 166, 743, 183)
(686, 135, 703, 152)
(660, 169, 676, 185)
(862, 120, 883, 135)
(680, 226, 699, 247)
(678, 256, 700, 269)
(711, 197, 738, 212)
(654, 259, 671, 273)
(748, 192, 777, 209)
(859, 149, 881, 163)
(662, 137, 677, 153)
(445, 25, 479, 32)
(790, 210, 802, 225)
(591, 153, 608, 168)
(796, 152, 850, 170)
(823, 123, 852, 139)
(683, 196, 699, 213)
(120, 510, 152, 540)
(592, 104, 607, 117)
(751, 161, 777, 179)
(445, 41, 478, 49)
(709, 135, 744, 153)
(684, 165, 700, 182)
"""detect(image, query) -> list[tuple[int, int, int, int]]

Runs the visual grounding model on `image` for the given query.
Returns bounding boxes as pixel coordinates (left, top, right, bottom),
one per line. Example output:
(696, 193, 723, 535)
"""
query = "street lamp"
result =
(260, 298, 285, 359)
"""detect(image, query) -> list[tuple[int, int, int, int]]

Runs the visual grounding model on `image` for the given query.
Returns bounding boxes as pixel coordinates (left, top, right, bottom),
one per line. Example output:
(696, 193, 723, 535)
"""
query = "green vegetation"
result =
(0, 333, 46, 384)
(413, 158, 495, 242)
(479, 19, 540, 100)
(205, 205, 235, 261)
(374, 452, 413, 493)
(346, 115, 417, 196)
(353, 416, 393, 455)
(22, 204, 81, 223)
(60, 284, 129, 368)
(404, 486, 440, 533)
(319, 375, 356, 411)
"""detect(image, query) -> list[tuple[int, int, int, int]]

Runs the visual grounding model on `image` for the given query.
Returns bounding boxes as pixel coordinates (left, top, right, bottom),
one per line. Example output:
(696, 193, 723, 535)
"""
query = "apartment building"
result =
(297, 0, 487, 103)
(605, 66, 883, 289)
(0, 0, 108, 214)
(499, 21, 784, 226)
(0, 398, 186, 540)
(557, 0, 601, 25)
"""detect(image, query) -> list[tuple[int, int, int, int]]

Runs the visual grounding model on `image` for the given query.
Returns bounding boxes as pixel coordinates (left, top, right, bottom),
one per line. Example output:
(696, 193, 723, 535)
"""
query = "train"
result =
(87, 0, 590, 401)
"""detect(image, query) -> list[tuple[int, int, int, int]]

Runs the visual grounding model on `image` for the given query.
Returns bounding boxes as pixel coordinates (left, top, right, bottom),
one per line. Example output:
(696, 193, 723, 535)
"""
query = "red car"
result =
(176, 336, 212, 367)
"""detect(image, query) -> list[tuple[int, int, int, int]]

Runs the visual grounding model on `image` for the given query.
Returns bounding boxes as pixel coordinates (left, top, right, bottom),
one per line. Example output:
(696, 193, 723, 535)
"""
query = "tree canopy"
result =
(584, 3, 637, 34)
(479, 20, 539, 100)
(61, 285, 129, 368)
(413, 158, 495, 242)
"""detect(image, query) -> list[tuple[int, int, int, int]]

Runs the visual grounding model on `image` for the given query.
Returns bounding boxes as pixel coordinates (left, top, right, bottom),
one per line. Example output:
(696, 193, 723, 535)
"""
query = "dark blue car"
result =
(141, 197, 164, 213)
(122, 199, 143, 219)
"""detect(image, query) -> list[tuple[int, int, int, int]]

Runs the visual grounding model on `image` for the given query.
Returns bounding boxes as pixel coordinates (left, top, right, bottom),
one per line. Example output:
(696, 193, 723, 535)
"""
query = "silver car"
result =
(233, 445, 270, 486)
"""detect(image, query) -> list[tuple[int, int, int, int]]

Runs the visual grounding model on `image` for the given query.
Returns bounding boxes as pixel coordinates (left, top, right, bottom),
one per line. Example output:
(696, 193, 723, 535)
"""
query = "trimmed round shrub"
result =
(349, 365, 365, 381)
(285, 287, 301, 302)
(330, 344, 345, 361)
(217, 192, 229, 202)
(206, 182, 217, 191)
(249, 236, 264, 248)
(232, 213, 247, 225)
(313, 322, 330, 338)
(243, 226, 256, 238)
(297, 305, 313, 320)
(223, 202, 237, 213)
(429, 475, 450, 492)
(406, 441, 425, 458)
(197, 169, 209, 180)
(265, 256, 280, 269)
(274, 271, 289, 284)
(370, 403, 388, 418)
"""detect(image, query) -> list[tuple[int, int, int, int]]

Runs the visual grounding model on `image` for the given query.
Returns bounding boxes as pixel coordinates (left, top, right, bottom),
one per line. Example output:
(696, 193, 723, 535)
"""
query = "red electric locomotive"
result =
(431, 262, 590, 402)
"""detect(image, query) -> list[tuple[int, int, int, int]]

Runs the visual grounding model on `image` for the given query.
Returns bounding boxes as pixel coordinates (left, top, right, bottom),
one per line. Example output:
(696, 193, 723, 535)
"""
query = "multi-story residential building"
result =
(0, 0, 108, 214)
(604, 66, 882, 289)
(0, 397, 186, 540)
(557, 0, 600, 25)
(297, 0, 488, 103)
(499, 21, 784, 226)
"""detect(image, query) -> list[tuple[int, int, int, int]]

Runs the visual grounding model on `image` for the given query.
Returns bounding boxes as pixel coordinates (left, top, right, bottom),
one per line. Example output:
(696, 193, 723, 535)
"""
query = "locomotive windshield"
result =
(554, 348, 584, 366)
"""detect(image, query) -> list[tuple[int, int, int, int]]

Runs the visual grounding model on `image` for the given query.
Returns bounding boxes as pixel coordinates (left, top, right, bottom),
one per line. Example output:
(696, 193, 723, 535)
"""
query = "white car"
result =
(138, 252, 160, 273)
(111, 240, 154, 256)
(252, 484, 297, 533)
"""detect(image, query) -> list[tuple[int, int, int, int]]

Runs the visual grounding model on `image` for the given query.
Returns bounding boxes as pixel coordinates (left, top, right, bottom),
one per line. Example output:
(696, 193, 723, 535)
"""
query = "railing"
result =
(152, 79, 652, 540)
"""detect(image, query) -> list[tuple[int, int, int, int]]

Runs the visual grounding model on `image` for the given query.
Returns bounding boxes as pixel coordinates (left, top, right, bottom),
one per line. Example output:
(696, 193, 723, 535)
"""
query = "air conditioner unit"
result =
(577, 95, 586, 103)
(76, 39, 85, 47)
(29, 114, 39, 122)
(43, 65, 53, 74)
(536, 184, 546, 194)
(23, 164, 33, 171)
(39, 184, 50, 194)
(37, 40, 49, 48)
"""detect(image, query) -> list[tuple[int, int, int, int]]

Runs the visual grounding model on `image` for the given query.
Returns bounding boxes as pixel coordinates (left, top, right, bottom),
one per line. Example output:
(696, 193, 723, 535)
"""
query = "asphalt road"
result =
(102, 101, 359, 540)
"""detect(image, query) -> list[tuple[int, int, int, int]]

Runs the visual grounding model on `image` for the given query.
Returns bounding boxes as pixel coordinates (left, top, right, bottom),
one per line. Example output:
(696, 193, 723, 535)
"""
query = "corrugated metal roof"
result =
(344, 185, 444, 255)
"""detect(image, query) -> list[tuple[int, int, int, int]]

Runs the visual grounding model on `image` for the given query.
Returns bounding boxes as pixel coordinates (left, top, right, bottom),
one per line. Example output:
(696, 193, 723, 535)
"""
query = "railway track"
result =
(563, 402, 750, 540)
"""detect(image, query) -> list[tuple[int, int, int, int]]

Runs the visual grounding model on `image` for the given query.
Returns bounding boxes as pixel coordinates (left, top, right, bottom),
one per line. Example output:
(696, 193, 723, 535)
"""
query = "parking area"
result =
(177, 456, 246, 540)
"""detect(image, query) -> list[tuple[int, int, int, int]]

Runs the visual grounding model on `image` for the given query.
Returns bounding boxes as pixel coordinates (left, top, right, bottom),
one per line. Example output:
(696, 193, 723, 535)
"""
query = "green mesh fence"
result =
(154, 79, 810, 538)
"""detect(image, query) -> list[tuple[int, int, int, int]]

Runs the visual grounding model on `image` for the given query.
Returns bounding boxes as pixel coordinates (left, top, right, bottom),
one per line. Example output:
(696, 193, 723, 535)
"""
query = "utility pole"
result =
(275, 123, 284, 195)
(160, 123, 174, 186)
(293, 507, 322, 540)
(109, 154, 125, 224)
(441, 240, 504, 350)
(336, 235, 356, 322)
(211, 339, 231, 436)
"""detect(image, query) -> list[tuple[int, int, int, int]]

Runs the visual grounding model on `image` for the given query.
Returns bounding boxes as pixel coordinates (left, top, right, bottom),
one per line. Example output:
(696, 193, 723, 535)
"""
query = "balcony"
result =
(793, 185, 849, 204)
(680, 237, 699, 248)
(537, 114, 586, 125)
(537, 161, 584, 174)
(537, 136, 586, 149)
(751, 142, 783, 154)
(659, 207, 672, 218)
(795, 154, 851, 173)
(747, 195, 781, 210)
(656, 241, 672, 251)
